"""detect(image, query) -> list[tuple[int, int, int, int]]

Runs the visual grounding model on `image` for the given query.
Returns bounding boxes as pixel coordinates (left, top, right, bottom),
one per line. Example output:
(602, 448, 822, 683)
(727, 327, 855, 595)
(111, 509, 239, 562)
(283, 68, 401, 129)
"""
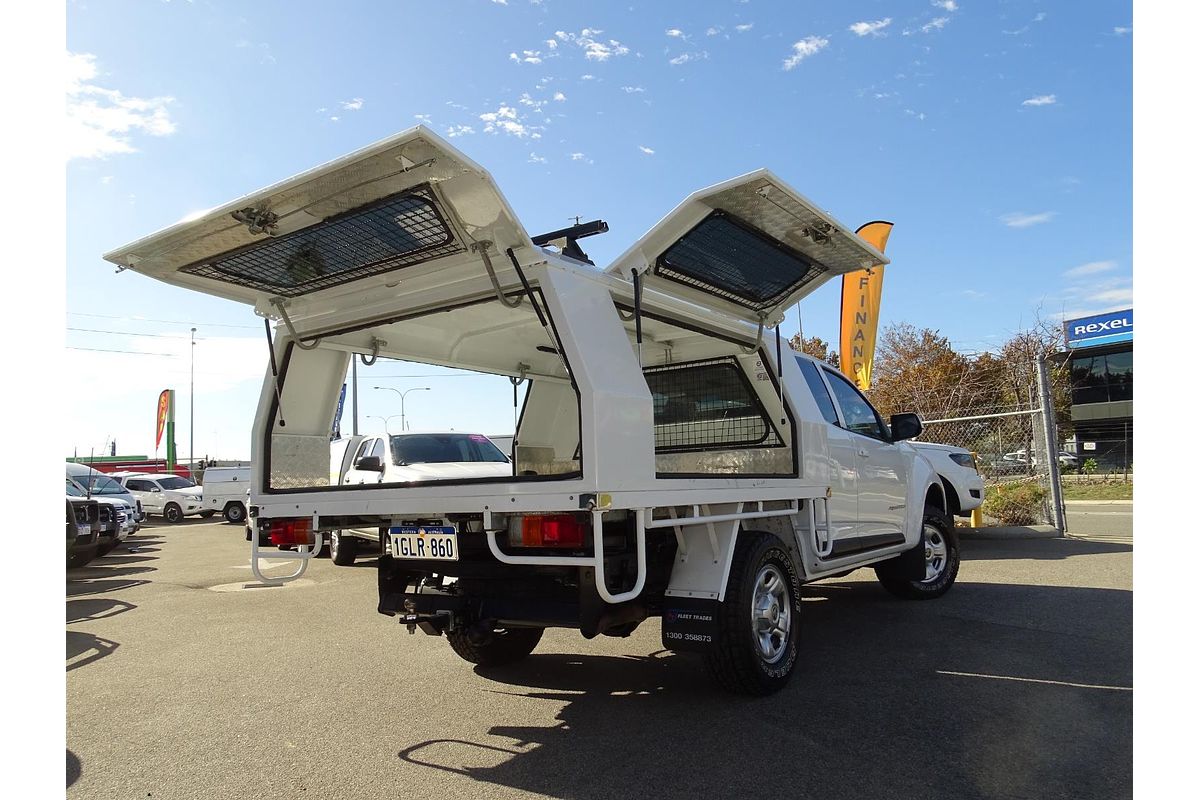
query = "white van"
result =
(200, 465, 251, 523)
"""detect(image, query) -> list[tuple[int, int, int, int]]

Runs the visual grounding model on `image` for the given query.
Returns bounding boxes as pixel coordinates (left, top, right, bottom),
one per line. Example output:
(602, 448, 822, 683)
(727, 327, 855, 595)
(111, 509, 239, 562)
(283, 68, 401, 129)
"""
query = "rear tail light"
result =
(512, 514, 587, 548)
(268, 518, 314, 546)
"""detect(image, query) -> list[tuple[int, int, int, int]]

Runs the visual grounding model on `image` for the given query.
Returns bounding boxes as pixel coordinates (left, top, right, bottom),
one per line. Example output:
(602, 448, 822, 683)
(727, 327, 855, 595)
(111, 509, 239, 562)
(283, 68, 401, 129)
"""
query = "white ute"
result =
(103, 127, 958, 695)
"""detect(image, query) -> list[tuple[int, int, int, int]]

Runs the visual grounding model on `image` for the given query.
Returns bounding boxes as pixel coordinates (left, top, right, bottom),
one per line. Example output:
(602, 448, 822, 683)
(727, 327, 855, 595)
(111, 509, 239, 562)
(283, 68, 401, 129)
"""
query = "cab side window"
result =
(370, 439, 385, 460)
(796, 358, 840, 426)
(823, 368, 888, 440)
(126, 479, 153, 492)
(352, 439, 373, 463)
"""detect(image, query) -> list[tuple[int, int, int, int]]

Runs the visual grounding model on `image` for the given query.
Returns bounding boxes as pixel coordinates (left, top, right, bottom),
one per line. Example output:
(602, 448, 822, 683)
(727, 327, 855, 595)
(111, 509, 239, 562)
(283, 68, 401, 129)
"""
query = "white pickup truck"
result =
(103, 127, 958, 695)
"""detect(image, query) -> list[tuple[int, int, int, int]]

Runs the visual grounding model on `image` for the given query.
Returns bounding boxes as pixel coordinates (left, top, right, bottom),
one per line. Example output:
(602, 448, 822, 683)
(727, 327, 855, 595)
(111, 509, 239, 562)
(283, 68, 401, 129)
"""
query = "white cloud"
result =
(528, 152, 547, 164)
(735, 23, 754, 33)
(556, 28, 631, 62)
(669, 51, 708, 66)
(509, 50, 543, 64)
(66, 51, 177, 161)
(1034, 13, 1047, 22)
(553, 91, 566, 101)
(570, 152, 585, 160)
(666, 28, 684, 38)
(546, 39, 558, 50)
(580, 74, 596, 80)
(491, 0, 507, 5)
(638, 145, 655, 155)
(1086, 287, 1133, 305)
(849, 18, 891, 37)
(1114, 26, 1132, 36)
(961, 289, 985, 299)
(1022, 94, 1057, 107)
(445, 124, 475, 138)
(340, 97, 364, 111)
(706, 26, 722, 36)
(621, 86, 645, 93)
(922, 17, 950, 33)
(1000, 211, 1056, 228)
(1064, 260, 1118, 278)
(479, 105, 528, 137)
(932, 1, 958, 11)
(783, 36, 829, 70)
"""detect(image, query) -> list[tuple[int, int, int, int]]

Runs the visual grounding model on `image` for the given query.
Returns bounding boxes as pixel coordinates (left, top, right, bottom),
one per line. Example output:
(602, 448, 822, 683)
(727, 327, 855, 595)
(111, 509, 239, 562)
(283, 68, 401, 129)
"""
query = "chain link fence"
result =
(896, 356, 1070, 529)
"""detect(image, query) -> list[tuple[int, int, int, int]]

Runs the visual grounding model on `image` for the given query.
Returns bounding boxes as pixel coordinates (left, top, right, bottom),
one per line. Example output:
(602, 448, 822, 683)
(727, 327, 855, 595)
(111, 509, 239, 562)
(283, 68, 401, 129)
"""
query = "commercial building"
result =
(1060, 308, 1132, 471)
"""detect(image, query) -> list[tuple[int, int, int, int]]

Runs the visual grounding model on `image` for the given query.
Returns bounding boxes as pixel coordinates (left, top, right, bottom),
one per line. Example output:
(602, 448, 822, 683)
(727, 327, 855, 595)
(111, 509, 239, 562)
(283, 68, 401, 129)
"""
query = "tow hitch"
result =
(400, 599, 454, 635)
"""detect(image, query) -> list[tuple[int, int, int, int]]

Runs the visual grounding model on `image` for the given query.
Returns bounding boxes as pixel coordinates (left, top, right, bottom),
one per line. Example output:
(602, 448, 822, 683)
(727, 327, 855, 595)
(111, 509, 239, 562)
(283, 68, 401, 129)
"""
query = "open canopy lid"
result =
(102, 126, 534, 319)
(605, 170, 888, 325)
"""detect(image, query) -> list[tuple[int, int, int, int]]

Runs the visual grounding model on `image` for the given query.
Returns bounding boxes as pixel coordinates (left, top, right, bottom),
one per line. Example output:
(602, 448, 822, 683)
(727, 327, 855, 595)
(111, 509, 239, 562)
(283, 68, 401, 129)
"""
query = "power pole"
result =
(1037, 355, 1066, 534)
(190, 327, 197, 474)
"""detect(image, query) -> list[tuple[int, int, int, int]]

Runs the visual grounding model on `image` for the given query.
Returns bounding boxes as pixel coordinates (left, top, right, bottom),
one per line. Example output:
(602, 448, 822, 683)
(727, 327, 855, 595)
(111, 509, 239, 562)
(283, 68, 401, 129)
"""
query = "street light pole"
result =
(190, 327, 196, 474)
(374, 386, 431, 431)
(366, 414, 403, 435)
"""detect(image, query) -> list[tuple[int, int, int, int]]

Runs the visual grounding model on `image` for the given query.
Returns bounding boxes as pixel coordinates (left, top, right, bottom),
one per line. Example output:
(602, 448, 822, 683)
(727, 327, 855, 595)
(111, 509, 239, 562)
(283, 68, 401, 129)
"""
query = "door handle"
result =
(858, 449, 870, 458)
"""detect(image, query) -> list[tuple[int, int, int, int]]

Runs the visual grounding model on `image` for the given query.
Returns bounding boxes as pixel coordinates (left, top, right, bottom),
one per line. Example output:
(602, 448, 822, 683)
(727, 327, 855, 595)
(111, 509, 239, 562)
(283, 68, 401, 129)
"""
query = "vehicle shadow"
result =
(395, 581, 1131, 800)
(67, 749, 81, 788)
(66, 630, 119, 672)
(66, 598, 137, 624)
(958, 536, 1132, 561)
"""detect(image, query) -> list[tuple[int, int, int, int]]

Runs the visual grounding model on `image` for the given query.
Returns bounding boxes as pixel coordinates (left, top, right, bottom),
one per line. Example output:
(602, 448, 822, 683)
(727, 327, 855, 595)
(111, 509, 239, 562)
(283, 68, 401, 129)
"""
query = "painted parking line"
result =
(937, 670, 1132, 692)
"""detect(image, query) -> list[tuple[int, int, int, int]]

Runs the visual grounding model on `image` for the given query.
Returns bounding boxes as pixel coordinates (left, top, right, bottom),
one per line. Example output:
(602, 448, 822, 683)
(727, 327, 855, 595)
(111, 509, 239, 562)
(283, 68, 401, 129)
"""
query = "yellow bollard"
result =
(971, 507, 983, 529)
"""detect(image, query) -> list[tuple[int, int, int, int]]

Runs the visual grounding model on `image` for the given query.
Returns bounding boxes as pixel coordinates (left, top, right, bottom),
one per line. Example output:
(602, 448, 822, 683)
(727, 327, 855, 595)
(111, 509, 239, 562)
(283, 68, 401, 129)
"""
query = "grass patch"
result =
(1061, 482, 1133, 501)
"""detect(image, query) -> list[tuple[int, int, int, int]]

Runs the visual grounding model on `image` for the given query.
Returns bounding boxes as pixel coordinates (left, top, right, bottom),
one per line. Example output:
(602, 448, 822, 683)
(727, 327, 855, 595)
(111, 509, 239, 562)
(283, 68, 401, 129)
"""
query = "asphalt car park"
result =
(67, 520, 1132, 800)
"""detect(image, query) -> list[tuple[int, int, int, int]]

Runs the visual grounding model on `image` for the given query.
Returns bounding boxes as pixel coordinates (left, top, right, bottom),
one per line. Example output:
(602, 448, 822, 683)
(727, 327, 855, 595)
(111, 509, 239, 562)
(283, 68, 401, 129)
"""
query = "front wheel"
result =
(164, 503, 184, 524)
(223, 502, 246, 524)
(703, 531, 802, 695)
(875, 509, 960, 600)
(447, 627, 544, 667)
(330, 531, 359, 565)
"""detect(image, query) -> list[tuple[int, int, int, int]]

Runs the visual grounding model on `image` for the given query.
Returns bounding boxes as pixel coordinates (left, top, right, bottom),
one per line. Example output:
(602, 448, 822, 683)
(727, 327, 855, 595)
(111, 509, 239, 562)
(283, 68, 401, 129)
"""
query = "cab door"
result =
(126, 478, 163, 514)
(821, 368, 908, 545)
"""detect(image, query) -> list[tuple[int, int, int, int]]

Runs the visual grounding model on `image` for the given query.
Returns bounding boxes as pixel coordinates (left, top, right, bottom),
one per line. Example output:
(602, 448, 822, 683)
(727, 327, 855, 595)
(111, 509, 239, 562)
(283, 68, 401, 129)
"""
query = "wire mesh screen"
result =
(656, 211, 824, 312)
(181, 184, 464, 297)
(643, 357, 784, 452)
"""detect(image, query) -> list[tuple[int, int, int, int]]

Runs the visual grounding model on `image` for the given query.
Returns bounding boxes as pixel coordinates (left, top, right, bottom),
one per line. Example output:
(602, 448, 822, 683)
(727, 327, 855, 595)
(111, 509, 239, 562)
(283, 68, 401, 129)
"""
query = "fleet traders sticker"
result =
(661, 600, 720, 651)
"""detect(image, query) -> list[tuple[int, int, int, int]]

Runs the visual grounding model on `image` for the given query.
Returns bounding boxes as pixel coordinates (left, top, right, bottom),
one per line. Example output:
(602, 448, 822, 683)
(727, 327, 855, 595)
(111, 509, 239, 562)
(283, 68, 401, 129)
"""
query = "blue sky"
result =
(65, 0, 1132, 461)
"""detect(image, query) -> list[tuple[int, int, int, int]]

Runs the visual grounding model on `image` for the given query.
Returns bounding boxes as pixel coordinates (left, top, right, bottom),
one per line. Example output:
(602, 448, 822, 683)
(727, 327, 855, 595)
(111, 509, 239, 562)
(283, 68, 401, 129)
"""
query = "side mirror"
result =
(150, 486, 162, 493)
(889, 412, 923, 442)
(356, 455, 385, 472)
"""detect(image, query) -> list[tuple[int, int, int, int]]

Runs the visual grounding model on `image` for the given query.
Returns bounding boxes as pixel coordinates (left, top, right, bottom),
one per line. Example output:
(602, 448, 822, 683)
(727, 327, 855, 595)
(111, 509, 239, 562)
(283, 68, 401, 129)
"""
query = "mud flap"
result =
(661, 597, 721, 652)
(876, 529, 928, 583)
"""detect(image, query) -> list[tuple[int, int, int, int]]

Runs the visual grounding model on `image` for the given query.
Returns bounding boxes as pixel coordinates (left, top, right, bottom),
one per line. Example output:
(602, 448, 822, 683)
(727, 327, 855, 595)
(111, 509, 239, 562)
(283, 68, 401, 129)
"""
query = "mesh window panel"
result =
(644, 357, 783, 452)
(181, 185, 463, 297)
(656, 211, 825, 312)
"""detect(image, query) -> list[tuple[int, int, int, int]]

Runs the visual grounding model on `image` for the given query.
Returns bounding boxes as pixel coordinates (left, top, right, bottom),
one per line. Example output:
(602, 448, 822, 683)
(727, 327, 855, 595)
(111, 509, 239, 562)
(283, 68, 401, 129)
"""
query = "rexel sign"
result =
(1063, 309, 1133, 348)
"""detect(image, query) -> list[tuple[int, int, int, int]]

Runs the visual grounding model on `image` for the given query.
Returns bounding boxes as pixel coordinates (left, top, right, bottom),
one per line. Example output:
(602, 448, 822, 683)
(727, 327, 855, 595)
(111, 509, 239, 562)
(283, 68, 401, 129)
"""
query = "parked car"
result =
(66, 477, 136, 555)
(65, 497, 100, 568)
(66, 463, 144, 526)
(325, 432, 512, 565)
(199, 465, 251, 523)
(1002, 449, 1078, 469)
(112, 472, 206, 523)
(910, 442, 985, 519)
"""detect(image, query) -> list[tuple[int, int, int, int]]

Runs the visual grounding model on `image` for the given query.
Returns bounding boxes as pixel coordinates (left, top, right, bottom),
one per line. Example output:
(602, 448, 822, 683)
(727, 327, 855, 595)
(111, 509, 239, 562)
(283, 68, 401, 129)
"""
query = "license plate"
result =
(389, 526, 458, 561)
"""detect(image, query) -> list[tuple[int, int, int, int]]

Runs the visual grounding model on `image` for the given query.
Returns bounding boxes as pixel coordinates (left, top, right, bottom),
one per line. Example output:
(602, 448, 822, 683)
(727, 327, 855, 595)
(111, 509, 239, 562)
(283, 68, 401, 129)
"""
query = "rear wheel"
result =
(223, 502, 246, 524)
(875, 508, 960, 599)
(164, 503, 184, 524)
(446, 627, 544, 667)
(330, 531, 359, 565)
(703, 531, 801, 695)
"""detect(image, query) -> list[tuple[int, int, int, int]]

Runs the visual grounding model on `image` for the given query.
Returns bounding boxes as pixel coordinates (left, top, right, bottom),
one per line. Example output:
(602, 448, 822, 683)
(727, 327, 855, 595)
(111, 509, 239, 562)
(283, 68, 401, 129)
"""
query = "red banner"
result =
(155, 390, 170, 450)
